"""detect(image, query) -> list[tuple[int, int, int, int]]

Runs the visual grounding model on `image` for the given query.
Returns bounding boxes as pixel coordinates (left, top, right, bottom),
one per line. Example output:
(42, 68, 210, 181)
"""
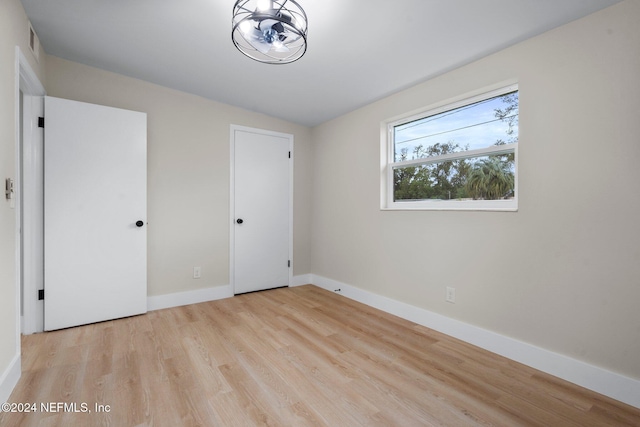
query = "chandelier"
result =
(232, 0, 308, 64)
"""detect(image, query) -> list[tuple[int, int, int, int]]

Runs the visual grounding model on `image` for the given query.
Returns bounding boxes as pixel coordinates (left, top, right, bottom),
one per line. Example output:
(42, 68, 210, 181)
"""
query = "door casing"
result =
(21, 94, 44, 334)
(16, 48, 46, 336)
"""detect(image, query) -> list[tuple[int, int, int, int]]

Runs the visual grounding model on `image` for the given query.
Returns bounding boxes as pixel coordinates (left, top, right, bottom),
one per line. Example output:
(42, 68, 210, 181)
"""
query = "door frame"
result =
(229, 125, 293, 294)
(21, 94, 44, 334)
(15, 47, 46, 336)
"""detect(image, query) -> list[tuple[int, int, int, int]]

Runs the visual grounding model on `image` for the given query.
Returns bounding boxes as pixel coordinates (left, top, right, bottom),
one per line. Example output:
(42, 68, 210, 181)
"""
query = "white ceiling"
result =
(21, 0, 621, 127)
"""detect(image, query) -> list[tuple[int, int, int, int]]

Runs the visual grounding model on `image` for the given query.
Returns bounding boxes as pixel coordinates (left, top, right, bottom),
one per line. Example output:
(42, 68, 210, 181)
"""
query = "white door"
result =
(44, 96, 147, 331)
(231, 126, 292, 294)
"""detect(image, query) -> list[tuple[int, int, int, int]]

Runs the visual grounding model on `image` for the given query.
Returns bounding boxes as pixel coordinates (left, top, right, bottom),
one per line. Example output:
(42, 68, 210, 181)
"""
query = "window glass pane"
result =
(393, 153, 515, 202)
(394, 91, 518, 162)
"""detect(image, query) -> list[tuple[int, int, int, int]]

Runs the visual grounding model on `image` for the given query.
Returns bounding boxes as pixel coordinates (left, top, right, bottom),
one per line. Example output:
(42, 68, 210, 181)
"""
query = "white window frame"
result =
(381, 84, 519, 211)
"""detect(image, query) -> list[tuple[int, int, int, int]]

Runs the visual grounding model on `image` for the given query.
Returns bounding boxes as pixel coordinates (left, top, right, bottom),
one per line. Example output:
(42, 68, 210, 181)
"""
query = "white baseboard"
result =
(147, 275, 313, 312)
(147, 284, 234, 311)
(0, 353, 21, 404)
(311, 274, 640, 409)
(291, 274, 312, 287)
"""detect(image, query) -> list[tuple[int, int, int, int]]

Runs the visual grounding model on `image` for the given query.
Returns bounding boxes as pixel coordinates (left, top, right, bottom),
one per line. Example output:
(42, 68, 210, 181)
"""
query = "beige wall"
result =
(0, 0, 46, 387)
(45, 56, 312, 297)
(310, 0, 640, 380)
(3, 0, 638, 399)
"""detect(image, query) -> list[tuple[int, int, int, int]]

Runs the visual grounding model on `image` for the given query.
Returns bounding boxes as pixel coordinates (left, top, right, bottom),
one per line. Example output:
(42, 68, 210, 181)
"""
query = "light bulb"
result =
(239, 20, 252, 34)
(256, 0, 271, 11)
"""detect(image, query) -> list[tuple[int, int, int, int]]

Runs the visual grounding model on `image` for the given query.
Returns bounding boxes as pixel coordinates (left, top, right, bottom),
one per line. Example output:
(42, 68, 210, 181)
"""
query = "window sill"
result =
(382, 200, 518, 212)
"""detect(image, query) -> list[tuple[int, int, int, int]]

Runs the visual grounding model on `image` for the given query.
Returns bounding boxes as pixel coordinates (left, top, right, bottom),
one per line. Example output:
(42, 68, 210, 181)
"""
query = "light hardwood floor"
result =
(2, 285, 639, 426)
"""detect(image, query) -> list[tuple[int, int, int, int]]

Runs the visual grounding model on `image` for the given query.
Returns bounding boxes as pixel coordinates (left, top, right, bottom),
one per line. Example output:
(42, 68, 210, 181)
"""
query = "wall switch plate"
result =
(193, 267, 201, 279)
(446, 286, 456, 303)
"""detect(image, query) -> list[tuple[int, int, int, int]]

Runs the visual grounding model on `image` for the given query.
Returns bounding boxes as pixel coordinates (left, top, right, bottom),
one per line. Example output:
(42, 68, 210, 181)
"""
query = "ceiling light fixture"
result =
(232, 0, 308, 64)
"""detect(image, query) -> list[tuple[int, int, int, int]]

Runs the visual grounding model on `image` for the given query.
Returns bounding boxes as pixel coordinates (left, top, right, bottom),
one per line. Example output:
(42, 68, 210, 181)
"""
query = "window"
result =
(382, 84, 519, 211)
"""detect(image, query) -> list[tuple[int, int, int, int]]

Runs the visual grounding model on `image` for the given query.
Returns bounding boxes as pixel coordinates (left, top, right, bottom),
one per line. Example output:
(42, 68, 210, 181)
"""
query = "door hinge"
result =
(288, 260, 291, 268)
(38, 289, 44, 300)
(288, 151, 291, 159)
(38, 117, 44, 128)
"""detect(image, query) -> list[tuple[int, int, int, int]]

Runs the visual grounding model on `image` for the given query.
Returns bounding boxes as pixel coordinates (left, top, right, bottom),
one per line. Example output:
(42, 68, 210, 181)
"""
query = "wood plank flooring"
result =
(2, 285, 639, 426)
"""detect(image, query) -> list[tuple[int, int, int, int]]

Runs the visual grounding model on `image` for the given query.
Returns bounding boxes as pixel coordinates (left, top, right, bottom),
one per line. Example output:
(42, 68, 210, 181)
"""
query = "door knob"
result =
(236, 218, 243, 224)
(136, 220, 144, 227)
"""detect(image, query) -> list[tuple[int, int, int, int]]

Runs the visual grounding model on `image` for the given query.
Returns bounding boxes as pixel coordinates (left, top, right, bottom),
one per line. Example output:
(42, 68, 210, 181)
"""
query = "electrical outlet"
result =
(446, 286, 456, 303)
(193, 267, 201, 279)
